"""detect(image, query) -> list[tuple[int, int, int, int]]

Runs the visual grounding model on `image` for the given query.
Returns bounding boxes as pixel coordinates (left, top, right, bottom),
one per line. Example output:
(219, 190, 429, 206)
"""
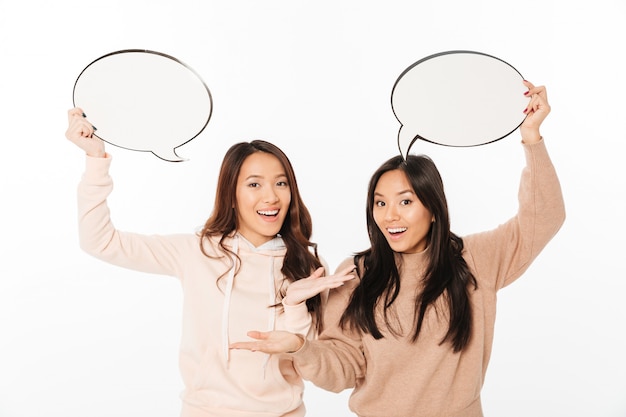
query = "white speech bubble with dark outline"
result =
(391, 50, 530, 159)
(73, 49, 212, 162)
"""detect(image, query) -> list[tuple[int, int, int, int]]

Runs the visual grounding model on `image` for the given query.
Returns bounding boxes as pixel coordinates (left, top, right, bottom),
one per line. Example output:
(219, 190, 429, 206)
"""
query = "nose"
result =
(263, 186, 279, 203)
(384, 205, 399, 221)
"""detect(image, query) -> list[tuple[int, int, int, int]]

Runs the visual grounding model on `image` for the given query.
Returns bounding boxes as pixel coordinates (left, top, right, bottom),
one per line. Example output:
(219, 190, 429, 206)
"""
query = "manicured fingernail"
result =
(92, 125, 98, 131)
(524, 91, 529, 96)
(82, 112, 87, 117)
(523, 108, 528, 113)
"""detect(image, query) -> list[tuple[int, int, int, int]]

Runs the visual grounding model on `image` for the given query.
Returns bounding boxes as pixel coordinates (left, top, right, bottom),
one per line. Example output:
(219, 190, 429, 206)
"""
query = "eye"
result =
(375, 200, 385, 207)
(276, 180, 288, 187)
(247, 182, 260, 188)
(400, 199, 412, 206)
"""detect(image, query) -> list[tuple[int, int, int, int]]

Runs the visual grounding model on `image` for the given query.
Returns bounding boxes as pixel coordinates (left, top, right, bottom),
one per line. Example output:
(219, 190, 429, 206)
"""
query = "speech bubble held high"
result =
(391, 50, 529, 159)
(73, 49, 212, 162)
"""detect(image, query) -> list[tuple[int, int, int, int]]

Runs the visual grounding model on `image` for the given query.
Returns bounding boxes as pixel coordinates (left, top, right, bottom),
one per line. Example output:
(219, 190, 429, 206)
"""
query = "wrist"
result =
(520, 128, 542, 144)
(87, 150, 107, 158)
(287, 334, 305, 353)
(283, 294, 304, 307)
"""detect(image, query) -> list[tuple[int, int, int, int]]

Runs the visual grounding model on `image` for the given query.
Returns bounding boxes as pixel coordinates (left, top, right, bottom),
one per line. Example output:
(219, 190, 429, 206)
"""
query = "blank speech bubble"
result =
(73, 49, 212, 162)
(391, 50, 530, 159)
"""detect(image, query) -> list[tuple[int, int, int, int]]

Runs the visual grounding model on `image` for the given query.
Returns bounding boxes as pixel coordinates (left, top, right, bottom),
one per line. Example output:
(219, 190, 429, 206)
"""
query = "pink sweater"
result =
(77, 154, 315, 417)
(292, 140, 566, 417)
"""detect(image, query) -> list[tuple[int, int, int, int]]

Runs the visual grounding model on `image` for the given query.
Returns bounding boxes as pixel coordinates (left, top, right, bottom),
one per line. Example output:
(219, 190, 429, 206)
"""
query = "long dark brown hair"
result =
(198, 140, 324, 328)
(340, 154, 477, 352)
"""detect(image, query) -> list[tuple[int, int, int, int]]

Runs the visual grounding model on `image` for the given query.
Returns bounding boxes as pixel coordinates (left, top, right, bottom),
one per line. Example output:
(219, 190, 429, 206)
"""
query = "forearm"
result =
(76, 155, 184, 276)
(77, 155, 117, 256)
(465, 139, 565, 289)
(292, 336, 363, 393)
(282, 301, 313, 337)
(519, 138, 566, 244)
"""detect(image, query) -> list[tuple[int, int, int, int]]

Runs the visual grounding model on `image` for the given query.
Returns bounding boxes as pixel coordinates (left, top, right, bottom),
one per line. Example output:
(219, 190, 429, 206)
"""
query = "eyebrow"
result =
(243, 173, 288, 181)
(374, 189, 414, 197)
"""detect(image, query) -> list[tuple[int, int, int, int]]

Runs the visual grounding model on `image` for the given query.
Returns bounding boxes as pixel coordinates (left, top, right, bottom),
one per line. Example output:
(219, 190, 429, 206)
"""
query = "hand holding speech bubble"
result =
(73, 49, 212, 162)
(391, 50, 530, 159)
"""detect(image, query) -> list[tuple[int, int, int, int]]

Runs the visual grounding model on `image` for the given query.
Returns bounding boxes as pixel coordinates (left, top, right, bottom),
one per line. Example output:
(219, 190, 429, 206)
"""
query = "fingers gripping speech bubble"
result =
(73, 50, 212, 162)
(391, 50, 530, 159)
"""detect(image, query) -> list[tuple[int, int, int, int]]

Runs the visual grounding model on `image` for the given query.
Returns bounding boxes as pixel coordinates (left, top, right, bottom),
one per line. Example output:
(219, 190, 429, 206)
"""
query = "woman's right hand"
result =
(520, 81, 550, 144)
(65, 107, 106, 158)
(283, 264, 356, 306)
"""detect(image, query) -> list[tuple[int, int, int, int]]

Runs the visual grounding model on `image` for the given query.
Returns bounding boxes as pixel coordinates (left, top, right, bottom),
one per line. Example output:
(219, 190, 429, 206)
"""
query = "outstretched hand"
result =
(283, 265, 356, 306)
(521, 81, 550, 144)
(230, 330, 304, 354)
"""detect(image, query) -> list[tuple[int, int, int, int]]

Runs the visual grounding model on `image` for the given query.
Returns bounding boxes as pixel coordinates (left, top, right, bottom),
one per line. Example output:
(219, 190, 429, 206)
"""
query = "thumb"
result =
(311, 266, 325, 279)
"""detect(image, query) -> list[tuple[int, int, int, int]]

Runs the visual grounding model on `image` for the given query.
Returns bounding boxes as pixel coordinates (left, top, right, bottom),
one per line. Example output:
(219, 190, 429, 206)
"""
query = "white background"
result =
(1, 1, 625, 416)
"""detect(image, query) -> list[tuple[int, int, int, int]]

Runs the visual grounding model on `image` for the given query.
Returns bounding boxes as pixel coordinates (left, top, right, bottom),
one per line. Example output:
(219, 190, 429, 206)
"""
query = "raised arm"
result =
(66, 108, 188, 278)
(464, 82, 566, 289)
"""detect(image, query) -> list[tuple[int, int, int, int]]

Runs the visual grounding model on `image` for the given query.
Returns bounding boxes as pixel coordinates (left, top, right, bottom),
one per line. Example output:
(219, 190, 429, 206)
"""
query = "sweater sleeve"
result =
(282, 302, 313, 336)
(291, 258, 366, 393)
(463, 139, 566, 290)
(77, 155, 189, 278)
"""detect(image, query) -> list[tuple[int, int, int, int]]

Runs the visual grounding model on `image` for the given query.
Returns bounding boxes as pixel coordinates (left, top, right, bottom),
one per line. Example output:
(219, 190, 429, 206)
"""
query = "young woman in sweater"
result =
(231, 80, 566, 417)
(65, 107, 355, 417)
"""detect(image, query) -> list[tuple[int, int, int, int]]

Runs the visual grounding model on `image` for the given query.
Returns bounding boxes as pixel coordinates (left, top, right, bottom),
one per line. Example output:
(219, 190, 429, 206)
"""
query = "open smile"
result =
(387, 227, 407, 240)
(257, 209, 281, 223)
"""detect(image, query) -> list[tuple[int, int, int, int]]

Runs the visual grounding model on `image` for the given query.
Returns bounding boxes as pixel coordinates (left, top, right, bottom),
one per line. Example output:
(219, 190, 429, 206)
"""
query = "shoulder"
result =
(197, 233, 230, 257)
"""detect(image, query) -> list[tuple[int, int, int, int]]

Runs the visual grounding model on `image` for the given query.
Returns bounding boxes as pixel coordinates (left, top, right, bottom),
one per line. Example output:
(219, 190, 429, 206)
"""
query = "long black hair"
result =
(340, 154, 477, 352)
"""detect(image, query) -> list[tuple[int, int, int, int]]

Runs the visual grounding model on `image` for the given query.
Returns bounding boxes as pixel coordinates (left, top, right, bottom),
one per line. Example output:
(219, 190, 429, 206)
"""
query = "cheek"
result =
(405, 209, 429, 229)
(236, 188, 255, 207)
(279, 191, 291, 210)
(372, 211, 384, 230)
(235, 188, 244, 206)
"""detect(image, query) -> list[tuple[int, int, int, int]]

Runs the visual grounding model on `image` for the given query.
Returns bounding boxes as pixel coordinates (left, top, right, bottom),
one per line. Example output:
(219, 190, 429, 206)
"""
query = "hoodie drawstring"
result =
(221, 235, 238, 364)
(262, 255, 276, 375)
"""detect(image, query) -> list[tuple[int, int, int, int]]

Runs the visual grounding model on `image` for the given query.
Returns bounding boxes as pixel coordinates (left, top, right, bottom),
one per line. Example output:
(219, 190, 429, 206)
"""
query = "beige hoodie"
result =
(77, 154, 314, 417)
(291, 140, 566, 417)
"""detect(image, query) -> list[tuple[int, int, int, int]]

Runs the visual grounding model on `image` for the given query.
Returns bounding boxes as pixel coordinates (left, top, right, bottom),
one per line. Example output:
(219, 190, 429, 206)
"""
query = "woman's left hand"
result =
(283, 265, 356, 306)
(230, 330, 304, 354)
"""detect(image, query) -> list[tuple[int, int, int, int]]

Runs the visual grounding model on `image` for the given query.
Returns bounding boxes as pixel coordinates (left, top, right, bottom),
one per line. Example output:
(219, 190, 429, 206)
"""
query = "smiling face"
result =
(235, 152, 291, 247)
(372, 169, 433, 254)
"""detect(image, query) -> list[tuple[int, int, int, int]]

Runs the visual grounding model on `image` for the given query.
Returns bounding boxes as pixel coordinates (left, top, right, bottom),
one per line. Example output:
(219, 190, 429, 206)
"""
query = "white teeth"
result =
(388, 227, 407, 234)
(258, 210, 279, 216)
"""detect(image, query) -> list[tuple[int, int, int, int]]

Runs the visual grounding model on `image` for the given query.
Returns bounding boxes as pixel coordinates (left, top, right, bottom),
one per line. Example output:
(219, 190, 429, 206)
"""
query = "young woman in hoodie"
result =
(65, 107, 355, 417)
(231, 81, 566, 416)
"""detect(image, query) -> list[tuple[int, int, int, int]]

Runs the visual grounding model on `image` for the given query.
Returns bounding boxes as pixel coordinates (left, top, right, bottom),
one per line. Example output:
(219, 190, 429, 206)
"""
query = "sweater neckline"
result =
(395, 246, 430, 280)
